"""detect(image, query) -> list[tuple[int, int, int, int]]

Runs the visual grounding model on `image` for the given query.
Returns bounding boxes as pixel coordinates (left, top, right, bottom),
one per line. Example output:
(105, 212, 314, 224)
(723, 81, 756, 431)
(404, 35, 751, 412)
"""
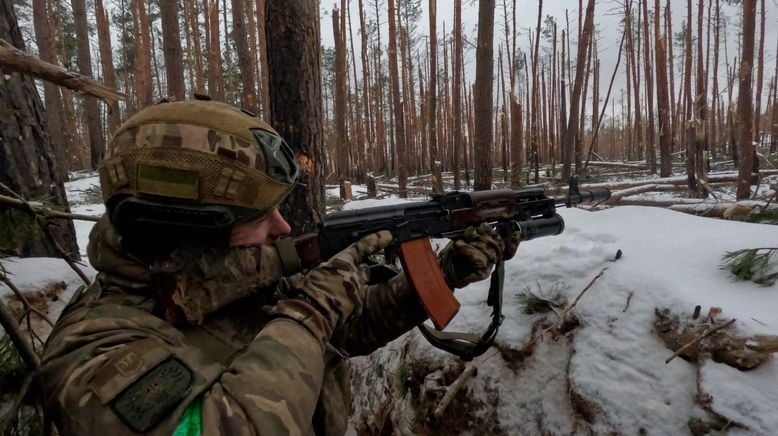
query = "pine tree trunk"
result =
(452, 0, 462, 190)
(387, 0, 407, 197)
(563, 0, 594, 179)
(0, 0, 78, 258)
(694, 0, 708, 197)
(358, 0, 373, 165)
(655, 0, 673, 177)
(429, 0, 441, 192)
(332, 7, 349, 182)
(134, 0, 153, 107)
(232, 0, 257, 112)
(32, 0, 69, 178)
(736, 0, 757, 200)
(753, 0, 765, 142)
(473, 0, 495, 190)
(72, 0, 105, 169)
(205, 0, 224, 101)
(257, 0, 271, 119)
(95, 0, 121, 133)
(642, 0, 656, 173)
(266, 0, 325, 234)
(160, 0, 185, 100)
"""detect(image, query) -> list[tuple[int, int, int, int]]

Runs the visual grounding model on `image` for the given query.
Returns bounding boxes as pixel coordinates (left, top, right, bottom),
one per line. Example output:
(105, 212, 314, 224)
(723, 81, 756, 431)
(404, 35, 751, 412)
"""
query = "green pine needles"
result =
(516, 282, 568, 314)
(721, 248, 778, 286)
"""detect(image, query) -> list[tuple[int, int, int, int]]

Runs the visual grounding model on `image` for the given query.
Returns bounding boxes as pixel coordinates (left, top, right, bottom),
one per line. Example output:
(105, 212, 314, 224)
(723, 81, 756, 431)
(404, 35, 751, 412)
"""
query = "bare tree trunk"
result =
(683, 0, 697, 195)
(134, 0, 153, 107)
(665, 0, 677, 152)
(642, 0, 656, 173)
(332, 7, 349, 182)
(95, 0, 121, 134)
(736, 0, 757, 200)
(452, 0, 462, 190)
(231, 0, 256, 112)
(655, 0, 673, 177)
(72, 0, 105, 168)
(32, 0, 69, 177)
(159, 0, 185, 100)
(429, 0, 442, 192)
(347, 3, 365, 182)
(473, 0, 495, 190)
(0, 0, 78, 257)
(710, 0, 720, 159)
(266, 0, 325, 233)
(752, 0, 765, 144)
(563, 0, 595, 179)
(770, 38, 778, 153)
(388, 0, 407, 197)
(256, 0, 271, 118)
(205, 0, 224, 101)
(358, 0, 373, 167)
(531, 2, 543, 183)
(694, 0, 708, 197)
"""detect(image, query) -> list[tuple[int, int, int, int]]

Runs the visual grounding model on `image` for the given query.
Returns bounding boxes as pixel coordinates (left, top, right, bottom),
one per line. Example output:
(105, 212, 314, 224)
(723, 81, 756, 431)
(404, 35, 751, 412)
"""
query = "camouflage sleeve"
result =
(331, 272, 429, 356)
(39, 285, 326, 436)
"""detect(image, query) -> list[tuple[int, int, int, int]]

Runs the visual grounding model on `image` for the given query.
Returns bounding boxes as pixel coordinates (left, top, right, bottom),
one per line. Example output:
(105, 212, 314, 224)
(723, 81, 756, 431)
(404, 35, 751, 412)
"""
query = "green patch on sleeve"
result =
(173, 397, 202, 436)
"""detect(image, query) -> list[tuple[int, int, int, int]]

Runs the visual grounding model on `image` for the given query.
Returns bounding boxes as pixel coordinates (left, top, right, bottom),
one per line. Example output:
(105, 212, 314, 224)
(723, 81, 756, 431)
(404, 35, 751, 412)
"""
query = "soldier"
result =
(39, 98, 517, 435)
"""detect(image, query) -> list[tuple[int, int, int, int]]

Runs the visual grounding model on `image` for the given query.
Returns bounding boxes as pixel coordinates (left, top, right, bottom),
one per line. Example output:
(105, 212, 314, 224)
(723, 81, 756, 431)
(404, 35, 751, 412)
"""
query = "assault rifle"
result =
(274, 180, 610, 360)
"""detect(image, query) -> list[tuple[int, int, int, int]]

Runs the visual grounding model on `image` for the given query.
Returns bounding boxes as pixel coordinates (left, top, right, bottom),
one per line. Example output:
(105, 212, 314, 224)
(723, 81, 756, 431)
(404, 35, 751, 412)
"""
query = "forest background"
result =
(1, 0, 778, 432)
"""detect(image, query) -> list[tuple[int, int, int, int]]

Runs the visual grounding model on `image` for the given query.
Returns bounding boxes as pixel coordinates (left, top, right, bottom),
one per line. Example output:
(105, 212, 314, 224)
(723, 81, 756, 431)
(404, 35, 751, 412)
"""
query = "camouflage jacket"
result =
(39, 218, 428, 435)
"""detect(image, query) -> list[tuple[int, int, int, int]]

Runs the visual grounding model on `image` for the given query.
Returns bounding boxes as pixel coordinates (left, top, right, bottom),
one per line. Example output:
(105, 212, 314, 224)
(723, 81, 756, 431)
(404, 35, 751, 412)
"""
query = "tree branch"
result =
(0, 38, 126, 106)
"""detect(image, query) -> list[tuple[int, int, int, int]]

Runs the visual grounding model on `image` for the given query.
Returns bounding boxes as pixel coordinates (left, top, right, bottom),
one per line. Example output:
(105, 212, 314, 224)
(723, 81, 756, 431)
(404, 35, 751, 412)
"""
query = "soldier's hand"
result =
(440, 223, 520, 289)
(273, 231, 393, 343)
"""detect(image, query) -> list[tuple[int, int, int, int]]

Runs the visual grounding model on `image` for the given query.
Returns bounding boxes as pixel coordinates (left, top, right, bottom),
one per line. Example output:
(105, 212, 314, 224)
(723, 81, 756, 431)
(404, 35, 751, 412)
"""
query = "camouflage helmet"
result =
(99, 98, 299, 236)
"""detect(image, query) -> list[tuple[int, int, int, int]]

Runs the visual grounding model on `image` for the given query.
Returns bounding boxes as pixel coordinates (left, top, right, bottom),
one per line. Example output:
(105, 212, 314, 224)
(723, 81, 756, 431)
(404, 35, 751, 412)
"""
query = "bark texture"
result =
(266, 0, 325, 234)
(0, 0, 79, 258)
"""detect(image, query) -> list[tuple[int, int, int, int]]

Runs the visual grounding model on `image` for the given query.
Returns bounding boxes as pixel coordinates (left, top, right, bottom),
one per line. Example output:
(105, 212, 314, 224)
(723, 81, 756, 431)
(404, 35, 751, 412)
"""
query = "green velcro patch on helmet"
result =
(137, 163, 200, 200)
(111, 357, 193, 433)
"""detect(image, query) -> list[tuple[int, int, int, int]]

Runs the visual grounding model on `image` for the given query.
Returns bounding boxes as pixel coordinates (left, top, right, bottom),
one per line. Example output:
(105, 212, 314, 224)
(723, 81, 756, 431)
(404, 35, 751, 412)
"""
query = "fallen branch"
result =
(0, 296, 40, 371)
(665, 319, 736, 364)
(0, 275, 53, 327)
(432, 348, 500, 418)
(0, 38, 126, 105)
(433, 365, 477, 419)
(0, 183, 92, 284)
(622, 292, 634, 313)
(529, 268, 607, 345)
(0, 194, 100, 222)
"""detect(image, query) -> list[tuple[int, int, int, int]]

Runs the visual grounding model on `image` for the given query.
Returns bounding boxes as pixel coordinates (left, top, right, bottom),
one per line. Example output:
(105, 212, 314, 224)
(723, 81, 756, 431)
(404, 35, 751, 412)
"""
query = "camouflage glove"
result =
(272, 231, 393, 347)
(440, 223, 520, 289)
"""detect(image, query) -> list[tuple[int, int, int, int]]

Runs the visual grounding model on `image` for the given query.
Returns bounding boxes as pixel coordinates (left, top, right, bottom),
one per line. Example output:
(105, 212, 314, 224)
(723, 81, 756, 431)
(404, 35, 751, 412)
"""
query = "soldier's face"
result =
(229, 208, 291, 247)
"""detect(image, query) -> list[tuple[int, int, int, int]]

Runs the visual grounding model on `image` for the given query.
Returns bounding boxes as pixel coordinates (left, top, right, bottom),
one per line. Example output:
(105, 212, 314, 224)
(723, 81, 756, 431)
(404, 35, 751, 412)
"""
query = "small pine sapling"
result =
(516, 282, 568, 314)
(721, 248, 778, 286)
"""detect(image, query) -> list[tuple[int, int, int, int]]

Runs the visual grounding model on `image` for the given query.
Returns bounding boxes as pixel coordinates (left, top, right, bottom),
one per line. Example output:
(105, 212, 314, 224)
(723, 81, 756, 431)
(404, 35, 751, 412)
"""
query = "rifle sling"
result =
(417, 260, 505, 361)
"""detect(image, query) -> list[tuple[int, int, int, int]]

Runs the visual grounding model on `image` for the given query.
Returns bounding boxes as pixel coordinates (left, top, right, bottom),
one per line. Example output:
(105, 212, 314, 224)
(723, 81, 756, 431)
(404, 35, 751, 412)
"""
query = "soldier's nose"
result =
(267, 209, 292, 238)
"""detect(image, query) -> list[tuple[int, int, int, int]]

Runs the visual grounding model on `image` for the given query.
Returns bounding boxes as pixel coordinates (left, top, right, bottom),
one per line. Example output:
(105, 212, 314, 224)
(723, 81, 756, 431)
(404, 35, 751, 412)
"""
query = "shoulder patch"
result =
(89, 338, 173, 404)
(111, 358, 194, 433)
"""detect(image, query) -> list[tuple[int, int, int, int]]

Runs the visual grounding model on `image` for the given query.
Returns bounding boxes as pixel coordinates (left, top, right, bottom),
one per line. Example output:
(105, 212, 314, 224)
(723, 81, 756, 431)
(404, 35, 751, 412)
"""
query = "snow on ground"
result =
(345, 194, 778, 434)
(3, 172, 778, 434)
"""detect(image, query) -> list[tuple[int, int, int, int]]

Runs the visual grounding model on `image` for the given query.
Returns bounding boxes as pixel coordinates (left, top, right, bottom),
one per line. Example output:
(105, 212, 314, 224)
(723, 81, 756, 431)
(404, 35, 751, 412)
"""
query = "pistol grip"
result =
(399, 239, 460, 330)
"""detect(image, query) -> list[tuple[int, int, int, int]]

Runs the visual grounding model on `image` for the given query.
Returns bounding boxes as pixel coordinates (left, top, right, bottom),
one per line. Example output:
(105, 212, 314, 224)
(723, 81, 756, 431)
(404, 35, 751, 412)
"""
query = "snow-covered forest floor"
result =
(2, 163, 778, 435)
